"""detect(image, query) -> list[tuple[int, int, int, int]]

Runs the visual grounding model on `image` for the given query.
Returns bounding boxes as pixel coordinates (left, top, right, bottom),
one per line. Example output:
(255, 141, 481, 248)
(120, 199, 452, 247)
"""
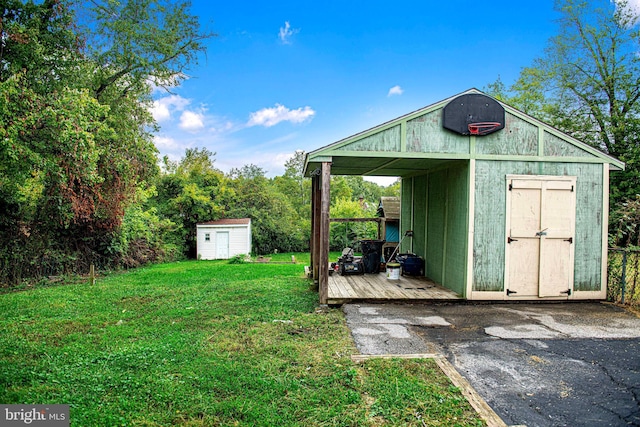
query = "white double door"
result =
(506, 176, 576, 298)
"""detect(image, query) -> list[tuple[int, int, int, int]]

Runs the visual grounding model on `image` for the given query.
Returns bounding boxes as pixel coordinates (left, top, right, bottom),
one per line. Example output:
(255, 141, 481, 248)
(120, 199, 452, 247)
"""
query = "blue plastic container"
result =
(396, 253, 424, 276)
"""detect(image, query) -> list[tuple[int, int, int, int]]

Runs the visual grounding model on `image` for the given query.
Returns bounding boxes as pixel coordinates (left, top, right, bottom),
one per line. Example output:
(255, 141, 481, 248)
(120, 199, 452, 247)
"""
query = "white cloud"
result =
(151, 101, 171, 122)
(247, 104, 315, 127)
(151, 95, 190, 122)
(179, 110, 205, 131)
(257, 152, 292, 176)
(387, 85, 404, 97)
(279, 21, 299, 44)
(210, 120, 235, 134)
(153, 135, 181, 150)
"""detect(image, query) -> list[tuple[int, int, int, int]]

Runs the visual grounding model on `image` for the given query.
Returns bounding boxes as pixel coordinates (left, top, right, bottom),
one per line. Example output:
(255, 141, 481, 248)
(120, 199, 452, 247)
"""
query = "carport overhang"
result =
(304, 153, 464, 306)
(305, 153, 458, 179)
(303, 98, 473, 306)
(304, 88, 625, 305)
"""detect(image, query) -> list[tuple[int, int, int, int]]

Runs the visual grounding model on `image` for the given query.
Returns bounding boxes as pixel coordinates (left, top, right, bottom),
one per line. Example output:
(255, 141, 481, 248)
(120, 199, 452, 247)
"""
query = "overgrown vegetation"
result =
(608, 248, 640, 306)
(329, 197, 380, 251)
(0, 2, 399, 286)
(0, 0, 209, 284)
(0, 260, 483, 426)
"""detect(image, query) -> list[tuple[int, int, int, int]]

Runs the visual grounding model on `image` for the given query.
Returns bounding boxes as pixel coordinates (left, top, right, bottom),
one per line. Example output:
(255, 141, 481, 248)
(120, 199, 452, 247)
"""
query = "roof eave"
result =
(304, 88, 625, 175)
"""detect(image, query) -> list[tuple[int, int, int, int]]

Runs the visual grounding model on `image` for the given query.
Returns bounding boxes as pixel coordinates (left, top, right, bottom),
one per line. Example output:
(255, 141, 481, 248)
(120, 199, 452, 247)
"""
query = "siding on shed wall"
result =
(426, 171, 446, 284)
(406, 110, 469, 154)
(473, 161, 603, 293)
(473, 161, 508, 291)
(539, 163, 604, 291)
(404, 111, 540, 156)
(401, 162, 468, 296)
(229, 227, 250, 254)
(196, 229, 212, 259)
(336, 125, 401, 152)
(544, 131, 593, 158)
(444, 164, 469, 296)
(412, 175, 428, 258)
(476, 113, 538, 156)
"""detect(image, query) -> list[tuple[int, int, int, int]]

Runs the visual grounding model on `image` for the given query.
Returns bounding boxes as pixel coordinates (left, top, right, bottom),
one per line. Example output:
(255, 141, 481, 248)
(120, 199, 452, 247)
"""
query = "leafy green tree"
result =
(483, 75, 509, 103)
(226, 165, 306, 254)
(0, 78, 114, 281)
(329, 176, 354, 205)
(153, 148, 227, 257)
(382, 179, 401, 197)
(84, 0, 212, 101)
(485, 0, 640, 246)
(329, 198, 378, 251)
(229, 164, 268, 181)
(115, 186, 180, 267)
(487, 0, 640, 203)
(0, 0, 80, 90)
(273, 150, 310, 218)
(342, 176, 386, 206)
(609, 195, 640, 247)
(0, 0, 210, 283)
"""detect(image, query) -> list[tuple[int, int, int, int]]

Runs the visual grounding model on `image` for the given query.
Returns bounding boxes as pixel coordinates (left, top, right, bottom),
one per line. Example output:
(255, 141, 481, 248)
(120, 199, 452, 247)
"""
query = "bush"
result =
(228, 254, 251, 264)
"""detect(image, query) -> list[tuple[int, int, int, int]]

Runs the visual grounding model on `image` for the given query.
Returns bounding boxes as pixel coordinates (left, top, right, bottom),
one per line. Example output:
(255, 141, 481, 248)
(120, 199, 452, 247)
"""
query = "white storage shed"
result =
(196, 218, 252, 260)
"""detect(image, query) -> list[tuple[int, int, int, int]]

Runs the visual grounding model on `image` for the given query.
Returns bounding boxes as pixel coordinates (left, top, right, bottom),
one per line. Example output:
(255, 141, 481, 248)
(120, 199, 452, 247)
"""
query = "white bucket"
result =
(386, 263, 401, 280)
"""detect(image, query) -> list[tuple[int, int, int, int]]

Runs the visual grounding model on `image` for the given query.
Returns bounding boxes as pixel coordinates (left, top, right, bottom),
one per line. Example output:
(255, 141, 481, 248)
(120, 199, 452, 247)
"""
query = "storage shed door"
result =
(506, 177, 576, 298)
(216, 231, 230, 259)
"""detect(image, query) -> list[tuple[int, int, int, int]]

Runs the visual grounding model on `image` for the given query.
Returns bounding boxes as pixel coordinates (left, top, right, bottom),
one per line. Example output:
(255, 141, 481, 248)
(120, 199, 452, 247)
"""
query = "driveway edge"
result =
(432, 355, 508, 427)
(351, 353, 508, 427)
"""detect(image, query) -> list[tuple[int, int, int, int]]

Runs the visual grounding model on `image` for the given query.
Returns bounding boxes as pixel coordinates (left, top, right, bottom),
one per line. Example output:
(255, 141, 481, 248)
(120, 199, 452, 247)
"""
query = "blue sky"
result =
(149, 0, 638, 184)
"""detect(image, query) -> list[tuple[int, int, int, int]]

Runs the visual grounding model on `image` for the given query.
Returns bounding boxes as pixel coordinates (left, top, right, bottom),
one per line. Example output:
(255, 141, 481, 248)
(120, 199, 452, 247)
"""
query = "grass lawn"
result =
(0, 256, 484, 426)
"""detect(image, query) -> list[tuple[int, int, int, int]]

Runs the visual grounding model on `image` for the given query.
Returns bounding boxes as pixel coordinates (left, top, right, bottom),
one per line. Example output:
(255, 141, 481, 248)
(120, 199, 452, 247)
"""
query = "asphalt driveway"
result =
(343, 302, 640, 427)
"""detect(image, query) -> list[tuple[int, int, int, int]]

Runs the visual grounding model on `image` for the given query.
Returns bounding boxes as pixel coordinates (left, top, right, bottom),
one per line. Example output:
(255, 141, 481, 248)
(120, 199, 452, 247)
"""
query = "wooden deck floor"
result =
(328, 272, 462, 304)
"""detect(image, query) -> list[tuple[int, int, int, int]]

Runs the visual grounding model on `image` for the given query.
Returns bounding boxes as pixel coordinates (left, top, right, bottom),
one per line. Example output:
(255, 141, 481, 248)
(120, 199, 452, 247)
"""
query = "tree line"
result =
(153, 148, 398, 261)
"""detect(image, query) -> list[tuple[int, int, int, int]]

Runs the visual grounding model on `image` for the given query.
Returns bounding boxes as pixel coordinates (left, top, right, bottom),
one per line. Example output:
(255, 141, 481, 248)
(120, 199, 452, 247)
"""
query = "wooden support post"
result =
(318, 162, 331, 305)
(312, 173, 322, 289)
(310, 174, 316, 281)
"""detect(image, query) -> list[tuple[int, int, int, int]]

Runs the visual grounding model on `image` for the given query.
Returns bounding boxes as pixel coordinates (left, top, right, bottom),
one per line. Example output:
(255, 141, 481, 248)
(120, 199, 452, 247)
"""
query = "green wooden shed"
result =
(304, 89, 624, 304)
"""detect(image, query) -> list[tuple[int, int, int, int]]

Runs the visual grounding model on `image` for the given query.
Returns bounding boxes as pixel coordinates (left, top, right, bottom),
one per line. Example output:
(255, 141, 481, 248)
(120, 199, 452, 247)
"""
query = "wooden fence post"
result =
(89, 264, 96, 286)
